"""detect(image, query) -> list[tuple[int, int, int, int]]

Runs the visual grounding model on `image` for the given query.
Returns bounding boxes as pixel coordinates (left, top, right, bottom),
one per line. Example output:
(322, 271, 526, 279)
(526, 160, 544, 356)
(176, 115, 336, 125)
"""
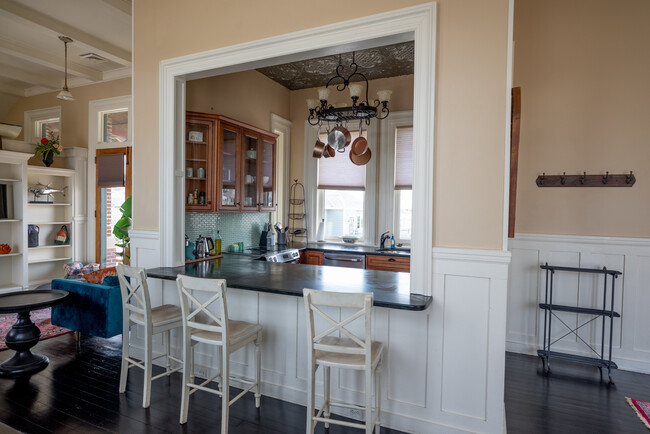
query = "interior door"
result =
(96, 147, 132, 266)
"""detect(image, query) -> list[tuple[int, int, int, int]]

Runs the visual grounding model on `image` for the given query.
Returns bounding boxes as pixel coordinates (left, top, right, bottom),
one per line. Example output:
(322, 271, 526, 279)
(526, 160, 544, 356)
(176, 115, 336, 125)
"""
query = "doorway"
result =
(96, 147, 131, 266)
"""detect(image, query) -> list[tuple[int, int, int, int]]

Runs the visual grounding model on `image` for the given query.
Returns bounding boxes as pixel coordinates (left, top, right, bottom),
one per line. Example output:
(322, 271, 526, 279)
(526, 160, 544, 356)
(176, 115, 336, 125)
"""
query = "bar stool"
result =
(176, 275, 262, 433)
(303, 288, 383, 434)
(117, 264, 184, 408)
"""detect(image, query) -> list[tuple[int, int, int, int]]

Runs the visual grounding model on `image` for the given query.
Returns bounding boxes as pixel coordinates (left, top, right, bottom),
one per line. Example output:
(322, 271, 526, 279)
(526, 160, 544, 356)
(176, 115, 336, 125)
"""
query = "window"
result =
(100, 109, 129, 143)
(24, 107, 61, 144)
(394, 126, 413, 242)
(317, 129, 372, 241)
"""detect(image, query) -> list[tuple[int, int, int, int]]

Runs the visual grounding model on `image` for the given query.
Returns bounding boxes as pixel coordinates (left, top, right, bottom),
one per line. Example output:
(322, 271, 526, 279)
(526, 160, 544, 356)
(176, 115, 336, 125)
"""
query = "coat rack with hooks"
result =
(536, 171, 635, 187)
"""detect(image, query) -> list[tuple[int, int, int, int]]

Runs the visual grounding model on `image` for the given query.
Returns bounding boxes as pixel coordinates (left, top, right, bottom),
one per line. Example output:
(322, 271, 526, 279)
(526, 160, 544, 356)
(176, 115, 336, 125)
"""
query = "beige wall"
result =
(1, 78, 131, 148)
(186, 70, 291, 131)
(133, 0, 510, 250)
(513, 0, 650, 238)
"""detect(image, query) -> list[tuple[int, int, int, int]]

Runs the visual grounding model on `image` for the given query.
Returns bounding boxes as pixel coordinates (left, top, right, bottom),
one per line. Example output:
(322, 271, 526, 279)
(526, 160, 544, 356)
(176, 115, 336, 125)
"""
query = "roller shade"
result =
(394, 126, 413, 190)
(317, 130, 366, 190)
(98, 153, 126, 187)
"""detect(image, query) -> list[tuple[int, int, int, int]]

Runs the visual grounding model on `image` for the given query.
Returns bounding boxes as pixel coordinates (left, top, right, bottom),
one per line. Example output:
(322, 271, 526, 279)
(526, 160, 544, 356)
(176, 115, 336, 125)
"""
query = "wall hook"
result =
(561, 172, 566, 184)
(540, 172, 545, 185)
(581, 172, 586, 184)
(602, 171, 609, 184)
(626, 171, 633, 184)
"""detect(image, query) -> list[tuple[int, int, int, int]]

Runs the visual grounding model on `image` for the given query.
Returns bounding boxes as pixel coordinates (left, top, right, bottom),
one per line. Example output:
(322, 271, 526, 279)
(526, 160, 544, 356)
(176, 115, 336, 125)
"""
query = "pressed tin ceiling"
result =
(256, 41, 414, 91)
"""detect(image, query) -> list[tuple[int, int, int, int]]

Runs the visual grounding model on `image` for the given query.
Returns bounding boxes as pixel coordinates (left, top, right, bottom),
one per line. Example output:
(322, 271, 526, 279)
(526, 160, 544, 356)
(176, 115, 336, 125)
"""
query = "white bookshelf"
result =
(0, 150, 30, 292)
(26, 166, 76, 288)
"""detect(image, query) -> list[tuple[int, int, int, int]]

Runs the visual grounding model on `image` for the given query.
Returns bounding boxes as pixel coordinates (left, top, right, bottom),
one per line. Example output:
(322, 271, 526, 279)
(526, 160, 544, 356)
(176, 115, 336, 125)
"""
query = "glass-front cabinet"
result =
(185, 112, 277, 213)
(218, 122, 241, 211)
(260, 137, 276, 211)
(185, 116, 214, 212)
(242, 133, 259, 211)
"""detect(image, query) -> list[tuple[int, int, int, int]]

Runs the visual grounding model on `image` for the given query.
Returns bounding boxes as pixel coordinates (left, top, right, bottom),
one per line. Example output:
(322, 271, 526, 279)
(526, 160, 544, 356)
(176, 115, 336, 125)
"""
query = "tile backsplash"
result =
(185, 212, 271, 249)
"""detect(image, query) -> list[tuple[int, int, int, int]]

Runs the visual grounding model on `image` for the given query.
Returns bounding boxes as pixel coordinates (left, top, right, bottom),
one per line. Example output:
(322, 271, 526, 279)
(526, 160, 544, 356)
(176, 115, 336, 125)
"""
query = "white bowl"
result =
(340, 236, 359, 244)
(0, 123, 22, 139)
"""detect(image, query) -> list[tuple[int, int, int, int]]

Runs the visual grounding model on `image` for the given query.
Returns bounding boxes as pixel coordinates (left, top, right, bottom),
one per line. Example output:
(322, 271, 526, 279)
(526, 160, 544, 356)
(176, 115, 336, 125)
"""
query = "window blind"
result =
(317, 130, 366, 190)
(394, 126, 413, 190)
(97, 153, 126, 187)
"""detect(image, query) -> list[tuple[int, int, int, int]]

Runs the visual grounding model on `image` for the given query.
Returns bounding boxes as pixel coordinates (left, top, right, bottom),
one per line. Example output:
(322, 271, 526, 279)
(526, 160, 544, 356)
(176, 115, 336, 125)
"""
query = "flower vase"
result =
(42, 151, 53, 167)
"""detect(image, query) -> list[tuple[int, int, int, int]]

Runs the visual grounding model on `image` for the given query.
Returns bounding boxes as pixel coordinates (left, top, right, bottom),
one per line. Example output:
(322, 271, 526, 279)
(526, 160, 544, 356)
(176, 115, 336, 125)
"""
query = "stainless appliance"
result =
(193, 235, 212, 258)
(241, 246, 301, 263)
(323, 252, 365, 269)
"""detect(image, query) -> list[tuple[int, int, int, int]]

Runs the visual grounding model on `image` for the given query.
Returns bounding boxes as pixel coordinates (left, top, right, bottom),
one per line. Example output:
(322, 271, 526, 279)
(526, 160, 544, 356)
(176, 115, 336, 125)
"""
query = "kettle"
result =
(193, 235, 209, 259)
(205, 237, 215, 255)
(185, 235, 195, 260)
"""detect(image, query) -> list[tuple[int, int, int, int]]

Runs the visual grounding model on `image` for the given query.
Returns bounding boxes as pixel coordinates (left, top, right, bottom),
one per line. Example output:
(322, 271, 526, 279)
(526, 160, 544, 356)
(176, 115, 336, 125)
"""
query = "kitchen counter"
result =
(295, 242, 411, 257)
(147, 255, 430, 311)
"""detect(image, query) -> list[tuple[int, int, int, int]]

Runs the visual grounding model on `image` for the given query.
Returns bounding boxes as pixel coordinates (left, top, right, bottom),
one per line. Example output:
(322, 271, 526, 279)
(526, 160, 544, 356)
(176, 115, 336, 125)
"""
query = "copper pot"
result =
(312, 139, 325, 158)
(351, 136, 368, 156)
(350, 147, 372, 166)
(322, 145, 335, 158)
(328, 126, 351, 151)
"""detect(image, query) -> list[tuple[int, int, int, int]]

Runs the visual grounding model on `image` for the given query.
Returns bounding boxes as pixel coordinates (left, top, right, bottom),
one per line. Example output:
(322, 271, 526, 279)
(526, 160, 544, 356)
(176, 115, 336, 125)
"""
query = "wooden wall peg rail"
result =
(536, 171, 635, 187)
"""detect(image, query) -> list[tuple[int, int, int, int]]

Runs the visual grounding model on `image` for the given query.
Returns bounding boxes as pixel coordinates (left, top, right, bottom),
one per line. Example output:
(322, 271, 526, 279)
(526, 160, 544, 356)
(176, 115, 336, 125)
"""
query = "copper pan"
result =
(351, 136, 368, 156)
(322, 144, 335, 158)
(312, 139, 325, 158)
(350, 147, 371, 166)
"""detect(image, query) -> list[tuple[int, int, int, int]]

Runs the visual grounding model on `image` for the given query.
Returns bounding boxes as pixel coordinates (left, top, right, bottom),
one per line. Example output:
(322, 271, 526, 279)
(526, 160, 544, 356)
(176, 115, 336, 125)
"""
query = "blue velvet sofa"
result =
(51, 276, 123, 339)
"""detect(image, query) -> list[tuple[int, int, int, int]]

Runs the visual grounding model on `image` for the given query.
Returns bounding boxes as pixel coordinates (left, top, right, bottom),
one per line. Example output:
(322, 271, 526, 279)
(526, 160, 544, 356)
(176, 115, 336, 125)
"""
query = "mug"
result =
(245, 174, 256, 183)
(197, 167, 206, 178)
(224, 168, 232, 182)
(186, 168, 193, 177)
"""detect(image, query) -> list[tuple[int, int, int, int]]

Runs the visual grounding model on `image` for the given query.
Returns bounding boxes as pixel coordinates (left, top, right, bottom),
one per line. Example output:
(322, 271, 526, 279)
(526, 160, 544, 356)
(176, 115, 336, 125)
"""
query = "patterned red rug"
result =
(627, 397, 650, 430)
(0, 307, 72, 351)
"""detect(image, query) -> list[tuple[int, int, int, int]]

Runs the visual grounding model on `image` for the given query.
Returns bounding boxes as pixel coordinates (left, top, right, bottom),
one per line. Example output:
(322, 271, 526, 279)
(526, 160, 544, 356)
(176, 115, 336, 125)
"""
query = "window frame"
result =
(24, 106, 61, 144)
(304, 119, 377, 245)
(378, 111, 414, 246)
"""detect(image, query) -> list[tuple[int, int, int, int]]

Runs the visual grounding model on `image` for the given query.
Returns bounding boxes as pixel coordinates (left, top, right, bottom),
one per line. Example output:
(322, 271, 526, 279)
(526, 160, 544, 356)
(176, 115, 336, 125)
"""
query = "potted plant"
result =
(113, 195, 132, 264)
(34, 132, 63, 167)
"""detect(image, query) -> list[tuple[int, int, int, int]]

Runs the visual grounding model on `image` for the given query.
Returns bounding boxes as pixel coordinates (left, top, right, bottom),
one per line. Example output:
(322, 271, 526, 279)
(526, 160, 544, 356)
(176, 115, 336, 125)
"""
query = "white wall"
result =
(507, 234, 650, 374)
(130, 231, 510, 433)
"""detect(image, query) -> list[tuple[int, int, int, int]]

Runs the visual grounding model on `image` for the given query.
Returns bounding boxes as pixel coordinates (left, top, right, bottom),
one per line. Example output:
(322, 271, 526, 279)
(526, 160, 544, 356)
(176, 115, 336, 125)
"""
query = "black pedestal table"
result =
(0, 290, 69, 378)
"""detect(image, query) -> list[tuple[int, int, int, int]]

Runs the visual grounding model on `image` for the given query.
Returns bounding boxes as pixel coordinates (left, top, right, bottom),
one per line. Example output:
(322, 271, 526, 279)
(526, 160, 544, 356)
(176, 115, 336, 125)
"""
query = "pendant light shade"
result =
(56, 36, 75, 101)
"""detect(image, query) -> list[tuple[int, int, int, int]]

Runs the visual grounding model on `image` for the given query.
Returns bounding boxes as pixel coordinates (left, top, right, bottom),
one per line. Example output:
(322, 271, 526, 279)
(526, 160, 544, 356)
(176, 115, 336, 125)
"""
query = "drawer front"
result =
(365, 254, 410, 272)
(301, 250, 323, 265)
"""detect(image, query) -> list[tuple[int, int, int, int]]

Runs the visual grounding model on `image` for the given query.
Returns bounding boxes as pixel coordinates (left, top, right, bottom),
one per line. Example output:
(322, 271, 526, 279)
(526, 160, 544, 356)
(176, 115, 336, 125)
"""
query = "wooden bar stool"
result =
(117, 264, 184, 408)
(303, 288, 383, 434)
(176, 275, 262, 433)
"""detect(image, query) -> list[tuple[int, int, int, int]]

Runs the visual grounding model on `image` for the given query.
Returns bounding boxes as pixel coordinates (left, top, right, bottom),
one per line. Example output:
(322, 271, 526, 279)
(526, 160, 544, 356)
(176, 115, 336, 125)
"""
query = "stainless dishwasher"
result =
(322, 252, 366, 269)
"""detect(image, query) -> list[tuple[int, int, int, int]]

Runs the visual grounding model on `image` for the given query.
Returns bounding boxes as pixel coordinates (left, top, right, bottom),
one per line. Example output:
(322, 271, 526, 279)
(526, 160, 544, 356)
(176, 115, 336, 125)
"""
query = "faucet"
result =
(380, 231, 390, 249)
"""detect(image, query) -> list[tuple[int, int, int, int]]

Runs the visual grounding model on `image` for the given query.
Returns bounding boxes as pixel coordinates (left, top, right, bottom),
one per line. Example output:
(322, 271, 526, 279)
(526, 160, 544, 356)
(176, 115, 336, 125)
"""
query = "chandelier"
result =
(306, 52, 391, 127)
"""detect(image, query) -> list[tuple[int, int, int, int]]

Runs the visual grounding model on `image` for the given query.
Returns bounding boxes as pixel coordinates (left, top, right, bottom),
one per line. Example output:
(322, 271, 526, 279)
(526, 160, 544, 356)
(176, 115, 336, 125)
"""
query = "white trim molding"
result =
(508, 233, 650, 374)
(23, 106, 61, 145)
(157, 3, 437, 298)
(270, 113, 292, 226)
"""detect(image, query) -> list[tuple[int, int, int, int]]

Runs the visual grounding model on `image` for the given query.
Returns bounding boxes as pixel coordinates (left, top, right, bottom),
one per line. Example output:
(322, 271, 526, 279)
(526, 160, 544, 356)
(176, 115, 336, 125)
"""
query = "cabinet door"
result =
(185, 117, 214, 212)
(241, 131, 260, 211)
(218, 122, 241, 211)
(259, 136, 276, 211)
(302, 250, 323, 265)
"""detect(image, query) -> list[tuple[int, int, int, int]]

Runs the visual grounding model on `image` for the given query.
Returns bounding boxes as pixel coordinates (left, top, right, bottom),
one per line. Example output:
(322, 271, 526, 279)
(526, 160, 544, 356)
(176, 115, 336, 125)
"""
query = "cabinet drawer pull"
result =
(388, 258, 396, 262)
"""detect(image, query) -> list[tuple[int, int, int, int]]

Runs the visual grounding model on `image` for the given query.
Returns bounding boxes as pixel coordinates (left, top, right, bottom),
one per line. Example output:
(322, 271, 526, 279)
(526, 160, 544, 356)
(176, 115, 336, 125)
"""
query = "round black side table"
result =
(0, 290, 69, 378)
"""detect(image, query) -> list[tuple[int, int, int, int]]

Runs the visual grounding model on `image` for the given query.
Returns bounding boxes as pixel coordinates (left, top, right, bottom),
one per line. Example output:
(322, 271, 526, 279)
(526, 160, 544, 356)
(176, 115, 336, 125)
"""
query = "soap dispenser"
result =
(390, 234, 396, 249)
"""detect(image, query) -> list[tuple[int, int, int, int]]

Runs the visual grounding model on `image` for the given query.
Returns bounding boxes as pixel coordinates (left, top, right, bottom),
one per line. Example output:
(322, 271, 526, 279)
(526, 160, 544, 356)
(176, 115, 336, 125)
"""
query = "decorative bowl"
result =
(340, 236, 359, 244)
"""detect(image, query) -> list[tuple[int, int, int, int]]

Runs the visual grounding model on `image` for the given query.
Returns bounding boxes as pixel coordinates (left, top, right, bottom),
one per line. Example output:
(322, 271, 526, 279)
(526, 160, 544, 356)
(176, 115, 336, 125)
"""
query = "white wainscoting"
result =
(507, 233, 650, 374)
(128, 234, 510, 433)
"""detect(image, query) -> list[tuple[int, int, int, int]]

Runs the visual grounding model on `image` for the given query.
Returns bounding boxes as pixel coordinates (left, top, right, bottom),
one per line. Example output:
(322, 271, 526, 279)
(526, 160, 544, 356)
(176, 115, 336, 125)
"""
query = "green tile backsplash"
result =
(185, 212, 271, 250)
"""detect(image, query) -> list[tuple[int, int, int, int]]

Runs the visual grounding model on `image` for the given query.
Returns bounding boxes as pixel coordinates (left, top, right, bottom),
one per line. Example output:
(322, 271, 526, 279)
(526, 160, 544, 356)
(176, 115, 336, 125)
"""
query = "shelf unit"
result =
(0, 151, 30, 294)
(289, 180, 306, 244)
(26, 166, 76, 288)
(537, 263, 621, 383)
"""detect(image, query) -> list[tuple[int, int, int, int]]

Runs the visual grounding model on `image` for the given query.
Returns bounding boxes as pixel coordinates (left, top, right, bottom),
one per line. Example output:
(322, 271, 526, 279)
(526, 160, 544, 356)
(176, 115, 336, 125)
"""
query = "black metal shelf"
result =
(537, 350, 618, 369)
(538, 262, 621, 383)
(539, 303, 620, 318)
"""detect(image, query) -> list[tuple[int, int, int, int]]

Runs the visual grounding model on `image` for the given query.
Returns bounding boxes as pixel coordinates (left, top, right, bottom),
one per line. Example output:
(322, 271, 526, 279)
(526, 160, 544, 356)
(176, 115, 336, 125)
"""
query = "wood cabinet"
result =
(300, 250, 323, 265)
(185, 115, 215, 212)
(365, 254, 410, 272)
(186, 112, 277, 212)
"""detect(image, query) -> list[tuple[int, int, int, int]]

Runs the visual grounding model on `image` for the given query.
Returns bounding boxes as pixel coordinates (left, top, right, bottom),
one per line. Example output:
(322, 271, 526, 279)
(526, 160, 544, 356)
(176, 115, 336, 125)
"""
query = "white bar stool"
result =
(303, 288, 383, 434)
(176, 275, 262, 433)
(117, 264, 184, 408)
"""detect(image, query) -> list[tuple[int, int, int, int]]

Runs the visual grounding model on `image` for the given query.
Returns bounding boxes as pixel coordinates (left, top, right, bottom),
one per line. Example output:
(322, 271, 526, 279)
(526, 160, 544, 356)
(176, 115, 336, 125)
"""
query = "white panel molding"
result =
(508, 233, 650, 374)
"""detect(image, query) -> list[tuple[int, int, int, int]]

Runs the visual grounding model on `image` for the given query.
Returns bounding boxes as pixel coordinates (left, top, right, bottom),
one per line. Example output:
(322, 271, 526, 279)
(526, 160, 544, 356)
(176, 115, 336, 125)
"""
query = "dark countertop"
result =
(296, 242, 411, 257)
(147, 255, 430, 311)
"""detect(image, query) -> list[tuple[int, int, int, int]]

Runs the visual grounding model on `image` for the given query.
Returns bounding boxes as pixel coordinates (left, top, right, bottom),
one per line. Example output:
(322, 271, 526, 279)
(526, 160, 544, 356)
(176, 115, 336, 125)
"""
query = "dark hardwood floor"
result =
(2, 334, 650, 433)
(505, 352, 650, 433)
(0, 334, 404, 434)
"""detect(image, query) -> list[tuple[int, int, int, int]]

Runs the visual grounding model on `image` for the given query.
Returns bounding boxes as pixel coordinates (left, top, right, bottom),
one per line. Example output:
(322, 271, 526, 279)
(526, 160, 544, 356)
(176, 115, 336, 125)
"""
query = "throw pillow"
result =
(83, 267, 117, 284)
(102, 275, 121, 287)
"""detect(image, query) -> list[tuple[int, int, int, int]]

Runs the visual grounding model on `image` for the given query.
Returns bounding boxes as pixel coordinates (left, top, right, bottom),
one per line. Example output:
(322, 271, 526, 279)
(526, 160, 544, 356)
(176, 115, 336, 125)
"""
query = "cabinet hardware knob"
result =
(236, 202, 240, 205)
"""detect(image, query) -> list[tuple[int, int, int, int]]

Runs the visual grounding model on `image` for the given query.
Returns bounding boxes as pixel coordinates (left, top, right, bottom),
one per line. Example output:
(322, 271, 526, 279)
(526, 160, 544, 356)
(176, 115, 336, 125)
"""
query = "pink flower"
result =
(40, 138, 48, 145)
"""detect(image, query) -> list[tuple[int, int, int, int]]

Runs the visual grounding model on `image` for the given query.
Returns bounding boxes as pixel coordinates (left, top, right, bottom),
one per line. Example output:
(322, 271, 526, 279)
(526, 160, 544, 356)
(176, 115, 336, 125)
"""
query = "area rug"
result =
(0, 308, 72, 351)
(627, 397, 650, 430)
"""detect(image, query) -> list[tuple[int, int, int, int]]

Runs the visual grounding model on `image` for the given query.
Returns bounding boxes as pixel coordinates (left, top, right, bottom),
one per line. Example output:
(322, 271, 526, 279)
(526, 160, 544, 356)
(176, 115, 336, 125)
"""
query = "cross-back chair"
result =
(303, 288, 383, 434)
(176, 275, 262, 433)
(117, 264, 183, 408)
